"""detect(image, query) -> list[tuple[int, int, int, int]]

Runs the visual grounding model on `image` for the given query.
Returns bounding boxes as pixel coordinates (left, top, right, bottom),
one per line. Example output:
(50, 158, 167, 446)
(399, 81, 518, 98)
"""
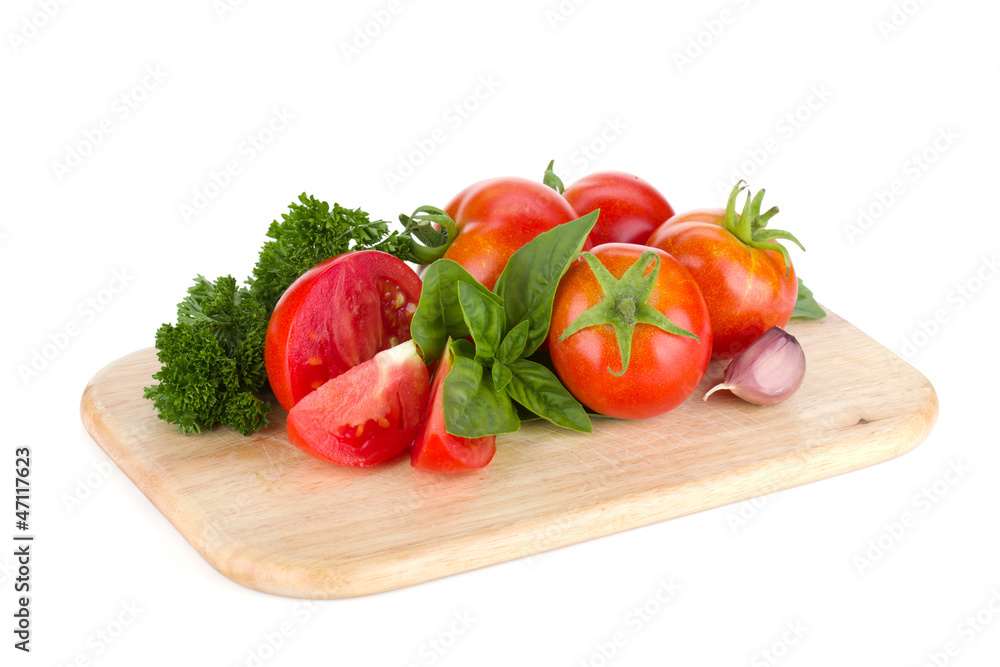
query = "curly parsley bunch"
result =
(144, 194, 414, 435)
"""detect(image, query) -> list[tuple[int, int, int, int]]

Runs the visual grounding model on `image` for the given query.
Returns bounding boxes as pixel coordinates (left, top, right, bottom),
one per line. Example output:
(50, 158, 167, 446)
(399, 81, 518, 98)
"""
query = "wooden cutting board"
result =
(80, 309, 937, 599)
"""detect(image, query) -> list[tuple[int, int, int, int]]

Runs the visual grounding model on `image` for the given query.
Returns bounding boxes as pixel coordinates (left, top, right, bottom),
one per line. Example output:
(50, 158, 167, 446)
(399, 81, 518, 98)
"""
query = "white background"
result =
(3, 0, 999, 665)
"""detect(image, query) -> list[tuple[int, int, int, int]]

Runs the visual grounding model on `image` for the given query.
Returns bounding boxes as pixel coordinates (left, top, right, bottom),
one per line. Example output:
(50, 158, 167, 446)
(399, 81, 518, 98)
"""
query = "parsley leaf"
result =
(143, 275, 270, 435)
(248, 193, 411, 314)
(145, 193, 412, 435)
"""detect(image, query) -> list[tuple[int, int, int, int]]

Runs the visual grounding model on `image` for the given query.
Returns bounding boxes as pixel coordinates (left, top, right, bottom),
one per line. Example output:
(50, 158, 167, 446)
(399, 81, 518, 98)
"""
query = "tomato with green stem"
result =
(403, 176, 582, 291)
(646, 181, 805, 360)
(547, 243, 712, 420)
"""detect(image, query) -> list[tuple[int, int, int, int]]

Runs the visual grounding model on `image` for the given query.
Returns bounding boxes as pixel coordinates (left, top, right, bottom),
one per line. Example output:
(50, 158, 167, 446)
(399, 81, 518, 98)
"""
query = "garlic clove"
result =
(704, 326, 805, 405)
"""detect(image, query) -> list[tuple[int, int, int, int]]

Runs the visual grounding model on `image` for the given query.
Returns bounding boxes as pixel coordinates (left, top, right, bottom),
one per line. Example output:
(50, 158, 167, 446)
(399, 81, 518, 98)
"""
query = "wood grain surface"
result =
(80, 310, 938, 599)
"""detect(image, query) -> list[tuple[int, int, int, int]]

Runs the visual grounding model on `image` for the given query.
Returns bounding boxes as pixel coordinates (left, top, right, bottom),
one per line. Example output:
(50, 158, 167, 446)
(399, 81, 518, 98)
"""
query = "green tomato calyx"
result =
(558, 251, 699, 377)
(723, 181, 806, 279)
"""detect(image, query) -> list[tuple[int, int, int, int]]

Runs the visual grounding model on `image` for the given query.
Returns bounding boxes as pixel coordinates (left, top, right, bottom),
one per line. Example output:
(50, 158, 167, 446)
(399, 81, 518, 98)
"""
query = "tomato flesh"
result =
(265, 251, 422, 412)
(563, 171, 674, 247)
(286, 341, 430, 467)
(411, 347, 496, 472)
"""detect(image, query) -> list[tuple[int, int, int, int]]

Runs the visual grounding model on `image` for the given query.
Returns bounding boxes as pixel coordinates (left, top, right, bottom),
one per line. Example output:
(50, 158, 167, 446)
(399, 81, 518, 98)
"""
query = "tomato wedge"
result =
(411, 344, 496, 473)
(265, 251, 422, 412)
(286, 341, 430, 467)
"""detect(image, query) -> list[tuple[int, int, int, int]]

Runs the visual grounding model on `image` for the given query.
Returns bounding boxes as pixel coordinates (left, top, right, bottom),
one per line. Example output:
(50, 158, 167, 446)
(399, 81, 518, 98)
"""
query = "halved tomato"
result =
(411, 343, 496, 473)
(265, 251, 422, 412)
(286, 341, 430, 467)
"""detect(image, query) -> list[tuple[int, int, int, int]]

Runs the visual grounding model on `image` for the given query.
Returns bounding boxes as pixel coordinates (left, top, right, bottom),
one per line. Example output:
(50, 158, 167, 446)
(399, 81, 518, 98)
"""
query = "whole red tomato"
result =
(562, 171, 675, 247)
(547, 243, 712, 420)
(646, 182, 803, 360)
(439, 176, 581, 290)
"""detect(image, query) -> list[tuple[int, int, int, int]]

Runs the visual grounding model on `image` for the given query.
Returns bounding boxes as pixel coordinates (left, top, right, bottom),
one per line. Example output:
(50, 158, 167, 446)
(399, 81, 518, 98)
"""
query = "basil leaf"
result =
(450, 337, 476, 359)
(792, 277, 826, 320)
(411, 259, 504, 362)
(443, 346, 520, 437)
(457, 281, 505, 366)
(542, 159, 565, 194)
(492, 361, 513, 393)
(505, 358, 592, 433)
(493, 210, 599, 356)
(497, 319, 530, 364)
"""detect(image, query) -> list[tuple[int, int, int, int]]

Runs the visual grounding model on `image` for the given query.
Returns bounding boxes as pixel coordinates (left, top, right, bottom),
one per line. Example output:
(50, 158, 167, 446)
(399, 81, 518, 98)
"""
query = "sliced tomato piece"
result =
(286, 340, 430, 467)
(411, 344, 496, 473)
(265, 250, 422, 412)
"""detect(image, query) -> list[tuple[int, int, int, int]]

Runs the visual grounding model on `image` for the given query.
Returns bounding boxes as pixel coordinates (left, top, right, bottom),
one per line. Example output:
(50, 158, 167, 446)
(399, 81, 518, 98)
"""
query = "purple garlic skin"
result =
(704, 326, 805, 405)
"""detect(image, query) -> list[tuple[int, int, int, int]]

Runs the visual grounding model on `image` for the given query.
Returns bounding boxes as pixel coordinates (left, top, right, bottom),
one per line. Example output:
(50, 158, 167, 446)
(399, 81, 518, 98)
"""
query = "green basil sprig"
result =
(411, 211, 599, 438)
(409, 261, 502, 362)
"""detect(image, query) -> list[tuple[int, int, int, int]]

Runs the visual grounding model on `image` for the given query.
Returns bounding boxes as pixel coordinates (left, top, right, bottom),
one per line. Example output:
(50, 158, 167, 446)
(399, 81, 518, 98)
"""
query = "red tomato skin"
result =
(442, 177, 581, 290)
(659, 207, 725, 228)
(562, 172, 675, 247)
(646, 217, 797, 360)
(265, 251, 422, 412)
(411, 348, 496, 472)
(286, 343, 430, 468)
(547, 244, 712, 421)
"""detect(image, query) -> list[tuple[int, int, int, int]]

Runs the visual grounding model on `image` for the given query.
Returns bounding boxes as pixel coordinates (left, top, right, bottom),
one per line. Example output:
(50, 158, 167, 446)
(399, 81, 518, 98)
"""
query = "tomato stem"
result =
(558, 251, 699, 377)
(721, 181, 806, 279)
(400, 205, 459, 265)
(615, 297, 637, 325)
